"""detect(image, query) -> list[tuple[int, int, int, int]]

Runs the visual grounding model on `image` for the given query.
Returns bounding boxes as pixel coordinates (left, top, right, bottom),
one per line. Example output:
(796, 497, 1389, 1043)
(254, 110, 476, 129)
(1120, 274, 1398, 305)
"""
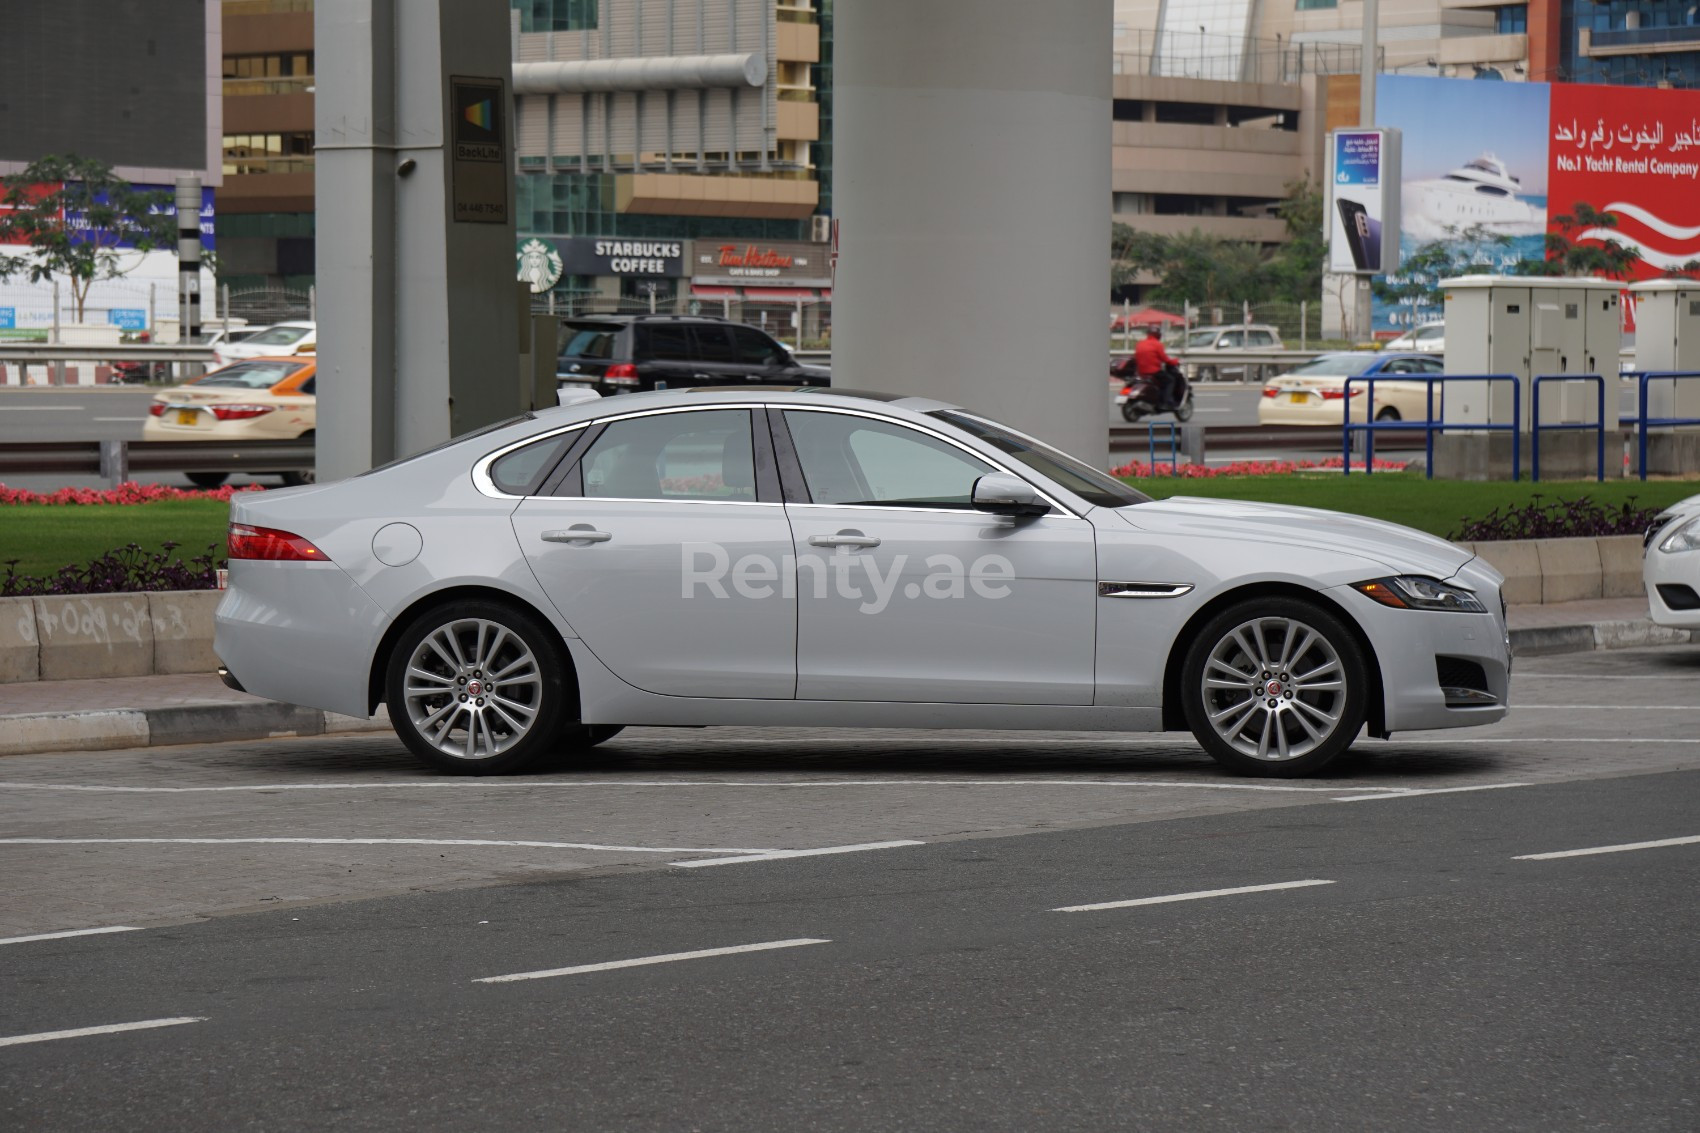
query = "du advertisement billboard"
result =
(1327, 128, 1401, 275)
(1373, 75, 1700, 330)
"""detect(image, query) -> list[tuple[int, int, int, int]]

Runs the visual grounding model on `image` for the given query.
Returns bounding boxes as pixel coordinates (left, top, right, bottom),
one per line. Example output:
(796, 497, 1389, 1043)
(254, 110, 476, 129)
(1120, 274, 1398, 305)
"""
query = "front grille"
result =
(1436, 656, 1489, 694)
(1656, 583, 1700, 611)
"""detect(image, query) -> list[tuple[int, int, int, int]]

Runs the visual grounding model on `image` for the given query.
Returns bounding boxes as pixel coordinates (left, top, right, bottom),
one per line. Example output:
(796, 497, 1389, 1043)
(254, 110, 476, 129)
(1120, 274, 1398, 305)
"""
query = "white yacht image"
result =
(1403, 153, 1546, 239)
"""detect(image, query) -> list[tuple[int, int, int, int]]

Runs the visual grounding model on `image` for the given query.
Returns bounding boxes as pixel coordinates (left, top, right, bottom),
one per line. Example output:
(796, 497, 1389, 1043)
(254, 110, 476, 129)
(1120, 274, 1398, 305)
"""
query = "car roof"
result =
(560, 314, 733, 326)
(534, 386, 957, 425)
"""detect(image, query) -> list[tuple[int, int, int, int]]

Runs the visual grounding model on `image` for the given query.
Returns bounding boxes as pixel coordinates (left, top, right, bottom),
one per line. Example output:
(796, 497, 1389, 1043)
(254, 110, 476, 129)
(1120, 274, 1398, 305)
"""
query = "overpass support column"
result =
(833, 0, 1110, 467)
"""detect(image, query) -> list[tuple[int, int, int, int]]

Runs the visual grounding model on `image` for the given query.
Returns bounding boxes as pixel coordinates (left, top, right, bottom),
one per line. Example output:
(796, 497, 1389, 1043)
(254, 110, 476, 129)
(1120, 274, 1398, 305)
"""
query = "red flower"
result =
(0, 482, 266, 506)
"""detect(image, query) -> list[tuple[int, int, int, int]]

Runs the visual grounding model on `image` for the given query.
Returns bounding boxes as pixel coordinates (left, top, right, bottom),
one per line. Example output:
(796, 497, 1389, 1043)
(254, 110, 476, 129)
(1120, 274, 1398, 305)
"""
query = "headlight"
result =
(1354, 575, 1486, 613)
(1657, 515, 1700, 554)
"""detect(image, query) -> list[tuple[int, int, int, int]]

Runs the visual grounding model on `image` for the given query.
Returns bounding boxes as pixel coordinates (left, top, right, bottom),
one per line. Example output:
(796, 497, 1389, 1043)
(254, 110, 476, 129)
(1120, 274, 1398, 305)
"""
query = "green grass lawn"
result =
(1128, 472, 1698, 538)
(2, 499, 231, 580)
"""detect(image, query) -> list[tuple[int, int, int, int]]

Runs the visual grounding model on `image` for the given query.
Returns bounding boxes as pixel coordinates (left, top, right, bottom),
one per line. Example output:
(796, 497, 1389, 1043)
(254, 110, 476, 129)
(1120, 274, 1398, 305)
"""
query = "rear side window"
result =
(489, 433, 574, 495)
(1248, 330, 1276, 347)
(689, 325, 736, 363)
(635, 323, 692, 361)
(560, 323, 619, 359)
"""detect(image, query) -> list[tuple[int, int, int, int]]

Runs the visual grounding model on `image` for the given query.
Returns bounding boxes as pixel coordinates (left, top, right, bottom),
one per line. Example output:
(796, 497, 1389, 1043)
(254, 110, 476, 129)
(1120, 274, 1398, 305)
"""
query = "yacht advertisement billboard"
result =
(1373, 75, 1700, 331)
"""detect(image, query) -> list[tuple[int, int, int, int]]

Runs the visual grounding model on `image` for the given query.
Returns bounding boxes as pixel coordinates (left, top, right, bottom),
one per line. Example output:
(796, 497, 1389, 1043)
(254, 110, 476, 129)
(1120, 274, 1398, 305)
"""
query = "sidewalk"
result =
(0, 597, 1690, 757)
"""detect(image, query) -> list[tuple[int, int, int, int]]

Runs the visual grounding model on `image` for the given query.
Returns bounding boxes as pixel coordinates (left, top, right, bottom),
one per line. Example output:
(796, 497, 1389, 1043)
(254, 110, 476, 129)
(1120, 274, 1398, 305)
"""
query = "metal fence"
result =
(1113, 30, 1378, 85)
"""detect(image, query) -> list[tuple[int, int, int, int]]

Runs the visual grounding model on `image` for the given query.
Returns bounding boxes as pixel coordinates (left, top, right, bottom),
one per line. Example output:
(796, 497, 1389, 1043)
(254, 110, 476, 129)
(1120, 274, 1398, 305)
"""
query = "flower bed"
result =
(1112, 457, 1409, 479)
(0, 482, 263, 506)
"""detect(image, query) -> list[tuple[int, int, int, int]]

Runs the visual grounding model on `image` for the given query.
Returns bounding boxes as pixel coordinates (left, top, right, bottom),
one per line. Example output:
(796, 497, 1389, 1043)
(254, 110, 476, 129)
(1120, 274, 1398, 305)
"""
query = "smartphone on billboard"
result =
(1336, 199, 1381, 272)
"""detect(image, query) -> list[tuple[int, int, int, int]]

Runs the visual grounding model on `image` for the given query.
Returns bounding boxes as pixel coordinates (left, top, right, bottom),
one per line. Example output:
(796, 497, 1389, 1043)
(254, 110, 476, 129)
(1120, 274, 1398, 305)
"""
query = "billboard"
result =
(1373, 75, 1700, 331)
(1327, 129, 1401, 274)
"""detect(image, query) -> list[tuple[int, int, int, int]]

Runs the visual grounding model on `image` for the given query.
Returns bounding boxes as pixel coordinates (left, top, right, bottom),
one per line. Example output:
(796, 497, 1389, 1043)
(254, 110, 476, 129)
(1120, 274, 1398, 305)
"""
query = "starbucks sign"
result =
(515, 238, 564, 293)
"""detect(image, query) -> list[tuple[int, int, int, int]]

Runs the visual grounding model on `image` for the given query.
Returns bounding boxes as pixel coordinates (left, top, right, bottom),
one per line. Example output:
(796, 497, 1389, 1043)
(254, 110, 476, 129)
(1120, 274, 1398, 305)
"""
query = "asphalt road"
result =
(1, 646, 1697, 1130)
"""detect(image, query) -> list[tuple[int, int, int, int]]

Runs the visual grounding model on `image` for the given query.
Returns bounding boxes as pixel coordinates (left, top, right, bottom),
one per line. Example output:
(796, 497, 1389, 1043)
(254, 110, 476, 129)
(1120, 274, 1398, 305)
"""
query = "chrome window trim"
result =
(774, 404, 1084, 519)
(472, 423, 589, 500)
(538, 496, 782, 508)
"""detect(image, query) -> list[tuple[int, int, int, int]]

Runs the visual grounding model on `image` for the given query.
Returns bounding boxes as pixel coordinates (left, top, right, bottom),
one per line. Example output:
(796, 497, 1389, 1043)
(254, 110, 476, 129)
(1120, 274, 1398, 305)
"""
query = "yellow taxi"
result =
(142, 357, 316, 487)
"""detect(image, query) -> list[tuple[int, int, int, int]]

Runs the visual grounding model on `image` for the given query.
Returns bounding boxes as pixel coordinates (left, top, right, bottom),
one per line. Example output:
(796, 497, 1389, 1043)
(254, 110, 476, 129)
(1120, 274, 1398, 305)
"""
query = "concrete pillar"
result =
(315, 0, 519, 482)
(833, 0, 1111, 468)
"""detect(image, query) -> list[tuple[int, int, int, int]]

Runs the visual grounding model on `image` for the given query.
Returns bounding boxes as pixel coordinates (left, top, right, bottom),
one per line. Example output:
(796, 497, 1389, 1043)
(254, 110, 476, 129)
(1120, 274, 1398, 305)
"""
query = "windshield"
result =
(245, 325, 310, 347)
(196, 360, 309, 389)
(1284, 354, 1379, 377)
(931, 411, 1151, 508)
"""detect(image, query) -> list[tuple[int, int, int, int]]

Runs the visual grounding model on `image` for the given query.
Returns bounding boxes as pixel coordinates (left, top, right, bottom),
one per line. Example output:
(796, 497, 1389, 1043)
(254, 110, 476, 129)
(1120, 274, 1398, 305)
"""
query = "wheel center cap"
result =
(467, 679, 484, 697)
(1265, 680, 1284, 697)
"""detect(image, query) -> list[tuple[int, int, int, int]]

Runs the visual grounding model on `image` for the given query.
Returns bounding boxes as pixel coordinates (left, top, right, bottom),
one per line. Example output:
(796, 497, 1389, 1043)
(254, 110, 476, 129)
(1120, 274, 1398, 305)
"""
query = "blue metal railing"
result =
(1342, 373, 1521, 480)
(1531, 374, 1607, 483)
(1142, 420, 1180, 471)
(1634, 371, 1700, 481)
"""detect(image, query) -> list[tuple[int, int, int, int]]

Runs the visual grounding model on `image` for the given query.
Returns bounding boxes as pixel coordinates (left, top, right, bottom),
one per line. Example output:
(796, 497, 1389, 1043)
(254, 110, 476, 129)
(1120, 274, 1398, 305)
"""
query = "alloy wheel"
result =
(1198, 616, 1347, 762)
(402, 618, 544, 761)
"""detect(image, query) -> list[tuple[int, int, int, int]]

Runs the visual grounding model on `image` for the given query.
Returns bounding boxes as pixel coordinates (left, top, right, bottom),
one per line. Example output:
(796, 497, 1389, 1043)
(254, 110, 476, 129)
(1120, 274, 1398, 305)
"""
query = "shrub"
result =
(0, 482, 260, 506)
(1448, 495, 1663, 542)
(1, 542, 222, 597)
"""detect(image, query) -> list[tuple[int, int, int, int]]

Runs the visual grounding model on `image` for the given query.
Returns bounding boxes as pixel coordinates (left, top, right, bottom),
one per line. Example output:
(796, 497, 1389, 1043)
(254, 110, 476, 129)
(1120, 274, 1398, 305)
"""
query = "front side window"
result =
(932, 411, 1150, 508)
(579, 410, 756, 501)
(731, 325, 784, 366)
(784, 411, 993, 509)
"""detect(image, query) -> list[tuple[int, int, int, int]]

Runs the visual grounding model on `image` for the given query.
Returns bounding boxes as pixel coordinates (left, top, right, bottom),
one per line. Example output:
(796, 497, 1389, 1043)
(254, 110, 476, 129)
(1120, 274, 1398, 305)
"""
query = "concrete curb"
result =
(1510, 619, 1693, 657)
(0, 703, 391, 757)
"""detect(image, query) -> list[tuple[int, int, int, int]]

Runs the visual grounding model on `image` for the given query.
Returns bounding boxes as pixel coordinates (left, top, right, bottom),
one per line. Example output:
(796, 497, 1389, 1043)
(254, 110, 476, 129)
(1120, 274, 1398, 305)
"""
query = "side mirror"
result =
(971, 472, 1050, 518)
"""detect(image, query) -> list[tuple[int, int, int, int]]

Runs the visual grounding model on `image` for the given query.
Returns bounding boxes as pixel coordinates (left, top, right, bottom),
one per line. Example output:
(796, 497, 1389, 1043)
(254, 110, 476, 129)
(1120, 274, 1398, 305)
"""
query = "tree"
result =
(1265, 180, 1326, 306)
(1513, 202, 1642, 280)
(1372, 223, 1510, 324)
(0, 155, 176, 322)
(1111, 222, 1169, 290)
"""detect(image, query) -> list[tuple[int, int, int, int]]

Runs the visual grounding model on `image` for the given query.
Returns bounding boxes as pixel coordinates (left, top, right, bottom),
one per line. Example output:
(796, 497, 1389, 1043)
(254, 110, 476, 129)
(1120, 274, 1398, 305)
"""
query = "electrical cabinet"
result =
(1441, 276, 1621, 428)
(1628, 280, 1700, 422)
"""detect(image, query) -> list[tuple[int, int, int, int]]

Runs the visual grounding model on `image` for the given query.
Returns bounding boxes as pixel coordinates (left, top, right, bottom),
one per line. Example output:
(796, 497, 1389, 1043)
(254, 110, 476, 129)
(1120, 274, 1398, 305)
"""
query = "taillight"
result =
(148, 403, 166, 416)
(603, 363, 641, 387)
(227, 523, 329, 561)
(211, 404, 276, 421)
(1262, 387, 1279, 399)
(1320, 389, 1362, 400)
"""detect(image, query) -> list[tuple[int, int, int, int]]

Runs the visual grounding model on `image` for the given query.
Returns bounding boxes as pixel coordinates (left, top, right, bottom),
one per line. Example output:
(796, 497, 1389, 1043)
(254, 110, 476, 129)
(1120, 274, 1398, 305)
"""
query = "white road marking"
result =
(674, 840, 926, 868)
(0, 405, 81, 411)
(1514, 674, 1687, 680)
(1054, 879, 1336, 913)
(93, 416, 145, 422)
(1513, 704, 1700, 710)
(0, 778, 1408, 795)
(1332, 782, 1533, 803)
(1514, 835, 1700, 861)
(0, 837, 776, 854)
(1386, 737, 1700, 745)
(0, 925, 143, 947)
(475, 938, 830, 983)
(0, 1017, 205, 1049)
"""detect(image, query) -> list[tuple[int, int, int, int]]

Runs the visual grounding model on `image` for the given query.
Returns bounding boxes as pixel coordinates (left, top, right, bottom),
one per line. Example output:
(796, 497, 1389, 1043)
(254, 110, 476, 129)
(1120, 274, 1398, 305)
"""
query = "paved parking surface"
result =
(2, 646, 1696, 939)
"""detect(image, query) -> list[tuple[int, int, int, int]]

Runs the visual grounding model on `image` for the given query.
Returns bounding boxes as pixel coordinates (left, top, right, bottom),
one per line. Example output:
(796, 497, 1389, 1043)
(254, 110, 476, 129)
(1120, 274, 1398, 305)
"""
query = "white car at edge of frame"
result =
(213, 387, 1512, 779)
(1643, 492, 1700, 628)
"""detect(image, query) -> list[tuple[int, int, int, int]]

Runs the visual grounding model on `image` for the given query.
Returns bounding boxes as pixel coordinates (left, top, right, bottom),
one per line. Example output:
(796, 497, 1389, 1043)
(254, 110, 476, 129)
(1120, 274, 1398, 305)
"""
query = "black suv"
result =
(556, 314, 830, 396)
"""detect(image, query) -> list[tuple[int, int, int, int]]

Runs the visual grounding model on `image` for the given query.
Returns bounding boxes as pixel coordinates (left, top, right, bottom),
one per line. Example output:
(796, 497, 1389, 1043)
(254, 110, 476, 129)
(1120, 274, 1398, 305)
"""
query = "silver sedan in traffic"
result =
(214, 388, 1510, 778)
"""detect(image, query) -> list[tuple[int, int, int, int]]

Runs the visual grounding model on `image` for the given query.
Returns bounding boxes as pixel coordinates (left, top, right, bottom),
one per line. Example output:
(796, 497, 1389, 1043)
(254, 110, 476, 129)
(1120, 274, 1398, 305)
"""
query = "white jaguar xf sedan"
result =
(1643, 492, 1700, 629)
(214, 388, 1511, 778)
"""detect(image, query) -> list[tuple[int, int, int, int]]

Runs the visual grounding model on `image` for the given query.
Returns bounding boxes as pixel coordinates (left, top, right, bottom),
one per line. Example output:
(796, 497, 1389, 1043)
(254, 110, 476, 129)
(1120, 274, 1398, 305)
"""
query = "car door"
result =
(773, 407, 1097, 705)
(685, 325, 746, 387)
(510, 406, 796, 699)
(730, 324, 791, 385)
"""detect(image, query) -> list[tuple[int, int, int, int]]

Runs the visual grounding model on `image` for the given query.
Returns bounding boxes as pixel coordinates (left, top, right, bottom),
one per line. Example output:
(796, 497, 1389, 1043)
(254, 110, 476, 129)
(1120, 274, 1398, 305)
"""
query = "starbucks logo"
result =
(516, 238, 564, 293)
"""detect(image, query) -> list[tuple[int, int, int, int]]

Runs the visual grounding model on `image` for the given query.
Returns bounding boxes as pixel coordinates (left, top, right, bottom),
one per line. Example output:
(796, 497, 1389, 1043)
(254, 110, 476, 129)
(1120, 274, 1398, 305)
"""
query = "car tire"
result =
(1375, 406, 1401, 422)
(280, 431, 316, 487)
(1197, 365, 1218, 383)
(1180, 596, 1369, 778)
(386, 598, 572, 775)
(186, 472, 228, 489)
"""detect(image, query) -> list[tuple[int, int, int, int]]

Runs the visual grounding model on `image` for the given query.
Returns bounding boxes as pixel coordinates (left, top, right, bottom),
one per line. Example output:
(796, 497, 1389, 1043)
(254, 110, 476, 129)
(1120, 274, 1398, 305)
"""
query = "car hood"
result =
(1119, 495, 1473, 579)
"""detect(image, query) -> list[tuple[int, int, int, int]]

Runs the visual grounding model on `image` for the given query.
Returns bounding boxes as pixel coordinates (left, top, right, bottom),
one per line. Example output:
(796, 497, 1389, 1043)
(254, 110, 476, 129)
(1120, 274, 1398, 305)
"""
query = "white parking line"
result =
(1387, 737, 1700, 745)
(0, 778, 1409, 795)
(474, 938, 830, 983)
(0, 837, 777, 854)
(0, 1017, 205, 1049)
(674, 840, 926, 868)
(1332, 783, 1533, 803)
(1054, 879, 1335, 913)
(1513, 705, 1700, 710)
(0, 925, 143, 947)
(1514, 835, 1700, 861)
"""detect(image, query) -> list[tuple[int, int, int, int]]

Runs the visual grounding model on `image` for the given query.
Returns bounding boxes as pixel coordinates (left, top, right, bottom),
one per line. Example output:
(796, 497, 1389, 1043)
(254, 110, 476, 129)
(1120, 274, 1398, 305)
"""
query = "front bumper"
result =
(1644, 542, 1700, 628)
(1328, 578, 1511, 734)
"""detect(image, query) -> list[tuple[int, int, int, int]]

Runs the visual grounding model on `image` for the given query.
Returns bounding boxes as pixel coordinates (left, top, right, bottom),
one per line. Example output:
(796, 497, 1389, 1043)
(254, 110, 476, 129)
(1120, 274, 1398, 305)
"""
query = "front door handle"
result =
(808, 531, 880, 549)
(542, 525, 612, 544)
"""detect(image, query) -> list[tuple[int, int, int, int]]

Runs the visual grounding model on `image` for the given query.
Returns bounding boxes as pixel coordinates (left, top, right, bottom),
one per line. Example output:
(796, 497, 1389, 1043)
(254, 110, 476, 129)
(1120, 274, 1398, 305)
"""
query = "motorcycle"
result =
(1115, 362, 1194, 423)
(112, 360, 165, 384)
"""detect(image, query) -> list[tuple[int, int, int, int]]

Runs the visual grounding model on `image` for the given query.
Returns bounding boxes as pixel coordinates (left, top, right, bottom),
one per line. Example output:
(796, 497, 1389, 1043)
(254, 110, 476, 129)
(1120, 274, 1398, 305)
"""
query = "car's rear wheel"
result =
(186, 472, 228, 489)
(386, 599, 572, 775)
(279, 431, 316, 487)
(1181, 597, 1369, 778)
(1375, 406, 1401, 422)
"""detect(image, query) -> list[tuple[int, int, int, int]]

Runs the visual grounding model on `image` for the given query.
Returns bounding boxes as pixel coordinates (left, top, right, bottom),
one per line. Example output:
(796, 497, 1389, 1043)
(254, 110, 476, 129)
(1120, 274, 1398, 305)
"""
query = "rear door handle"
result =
(542, 526, 612, 544)
(808, 532, 880, 549)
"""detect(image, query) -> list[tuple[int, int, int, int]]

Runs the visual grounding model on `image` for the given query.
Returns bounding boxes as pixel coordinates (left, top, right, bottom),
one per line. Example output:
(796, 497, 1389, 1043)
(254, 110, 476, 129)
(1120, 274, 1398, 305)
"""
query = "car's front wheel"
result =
(1180, 597, 1369, 777)
(386, 599, 573, 775)
(186, 472, 228, 489)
